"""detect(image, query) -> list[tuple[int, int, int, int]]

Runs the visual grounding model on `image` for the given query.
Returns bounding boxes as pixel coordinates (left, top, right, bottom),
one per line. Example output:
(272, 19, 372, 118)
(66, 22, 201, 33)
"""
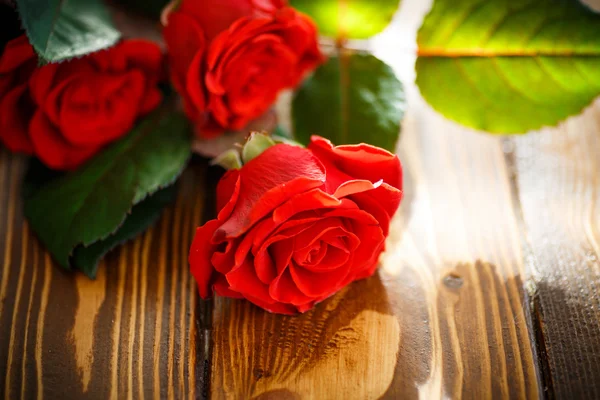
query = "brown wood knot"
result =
(442, 272, 463, 289)
(253, 367, 272, 380)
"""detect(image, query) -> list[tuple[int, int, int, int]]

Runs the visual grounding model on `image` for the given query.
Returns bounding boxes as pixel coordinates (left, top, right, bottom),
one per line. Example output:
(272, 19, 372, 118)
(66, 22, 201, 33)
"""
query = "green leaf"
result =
(22, 158, 63, 200)
(416, 0, 600, 134)
(72, 185, 177, 278)
(24, 109, 191, 270)
(15, 0, 120, 62)
(292, 53, 405, 151)
(290, 0, 399, 39)
(272, 125, 292, 139)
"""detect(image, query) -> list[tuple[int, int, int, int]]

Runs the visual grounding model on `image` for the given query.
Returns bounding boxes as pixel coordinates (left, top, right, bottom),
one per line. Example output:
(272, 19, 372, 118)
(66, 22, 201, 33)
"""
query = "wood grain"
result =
(508, 101, 600, 399)
(210, 102, 541, 400)
(209, 2, 540, 395)
(0, 152, 207, 399)
(1, 0, 599, 398)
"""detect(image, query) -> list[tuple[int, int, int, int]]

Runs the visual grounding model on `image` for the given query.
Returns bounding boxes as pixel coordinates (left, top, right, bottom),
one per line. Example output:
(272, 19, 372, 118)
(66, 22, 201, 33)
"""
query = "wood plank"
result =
(209, 3, 540, 397)
(0, 151, 208, 399)
(509, 101, 600, 399)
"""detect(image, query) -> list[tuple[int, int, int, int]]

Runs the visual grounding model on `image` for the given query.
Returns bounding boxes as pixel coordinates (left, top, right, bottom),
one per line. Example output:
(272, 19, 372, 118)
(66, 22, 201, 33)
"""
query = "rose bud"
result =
(189, 134, 403, 314)
(162, 0, 323, 138)
(0, 36, 164, 170)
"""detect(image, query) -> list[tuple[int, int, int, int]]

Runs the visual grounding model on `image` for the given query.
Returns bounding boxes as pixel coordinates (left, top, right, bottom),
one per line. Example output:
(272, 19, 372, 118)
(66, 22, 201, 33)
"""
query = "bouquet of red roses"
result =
(0, 0, 405, 314)
(2, 0, 600, 313)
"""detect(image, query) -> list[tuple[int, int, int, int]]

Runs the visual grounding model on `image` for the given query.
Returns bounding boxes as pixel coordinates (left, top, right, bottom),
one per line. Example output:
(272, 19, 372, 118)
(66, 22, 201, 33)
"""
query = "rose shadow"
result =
(211, 272, 396, 396)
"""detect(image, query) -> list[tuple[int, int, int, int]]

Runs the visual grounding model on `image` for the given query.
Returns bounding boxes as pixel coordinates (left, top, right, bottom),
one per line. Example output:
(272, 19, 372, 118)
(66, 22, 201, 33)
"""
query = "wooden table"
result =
(1, 2, 600, 399)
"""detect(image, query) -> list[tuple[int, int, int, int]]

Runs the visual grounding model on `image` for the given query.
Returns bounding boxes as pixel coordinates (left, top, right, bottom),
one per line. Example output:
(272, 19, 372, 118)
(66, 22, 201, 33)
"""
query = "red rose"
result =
(165, 0, 286, 42)
(0, 35, 37, 153)
(189, 136, 402, 314)
(0, 37, 163, 170)
(162, 0, 322, 137)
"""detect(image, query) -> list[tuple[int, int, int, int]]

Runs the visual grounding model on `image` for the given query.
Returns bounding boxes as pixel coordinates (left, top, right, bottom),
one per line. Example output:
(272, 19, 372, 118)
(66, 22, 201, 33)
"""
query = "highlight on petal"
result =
(333, 179, 382, 199)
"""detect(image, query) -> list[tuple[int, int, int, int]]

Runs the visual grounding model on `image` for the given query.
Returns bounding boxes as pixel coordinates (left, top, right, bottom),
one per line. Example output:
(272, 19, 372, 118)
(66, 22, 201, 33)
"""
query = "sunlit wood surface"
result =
(1, 0, 600, 399)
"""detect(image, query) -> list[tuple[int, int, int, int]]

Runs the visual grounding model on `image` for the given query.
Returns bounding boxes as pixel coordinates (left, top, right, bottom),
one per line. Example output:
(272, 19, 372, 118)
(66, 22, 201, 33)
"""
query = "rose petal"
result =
(186, 49, 208, 116)
(251, 0, 286, 13)
(226, 258, 274, 305)
(272, 188, 342, 223)
(211, 239, 236, 274)
(216, 169, 241, 221)
(139, 88, 163, 114)
(244, 293, 298, 314)
(309, 135, 403, 191)
(109, 40, 163, 78)
(179, 0, 254, 41)
(352, 241, 384, 281)
(252, 220, 316, 281)
(189, 220, 222, 298)
(254, 246, 276, 284)
(213, 274, 244, 298)
(29, 64, 60, 108)
(29, 111, 100, 170)
(215, 144, 325, 239)
(289, 262, 351, 298)
(294, 242, 327, 266)
(269, 239, 294, 276)
(333, 179, 382, 199)
(0, 84, 34, 154)
(348, 184, 402, 235)
(56, 71, 145, 147)
(163, 12, 206, 121)
(269, 268, 313, 305)
(0, 36, 35, 73)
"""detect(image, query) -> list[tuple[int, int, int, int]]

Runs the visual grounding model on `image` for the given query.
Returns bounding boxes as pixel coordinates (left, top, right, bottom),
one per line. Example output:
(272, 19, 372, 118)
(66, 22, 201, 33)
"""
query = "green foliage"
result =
(416, 0, 600, 133)
(293, 53, 405, 151)
(72, 186, 177, 278)
(290, 0, 399, 39)
(15, 0, 120, 62)
(24, 109, 191, 276)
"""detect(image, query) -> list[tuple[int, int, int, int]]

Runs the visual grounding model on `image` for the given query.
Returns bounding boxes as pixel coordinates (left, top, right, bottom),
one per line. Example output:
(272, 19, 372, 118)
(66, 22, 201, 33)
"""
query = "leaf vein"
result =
(44, 0, 67, 54)
(452, 58, 496, 110)
(532, 57, 574, 94)
(490, 57, 543, 106)
(442, 0, 488, 47)
(480, 1, 538, 48)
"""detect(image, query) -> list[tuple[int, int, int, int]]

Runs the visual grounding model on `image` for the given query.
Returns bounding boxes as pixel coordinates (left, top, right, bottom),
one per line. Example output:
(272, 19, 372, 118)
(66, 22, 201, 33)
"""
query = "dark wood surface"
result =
(2, 0, 600, 398)
(510, 106, 600, 400)
(0, 153, 207, 399)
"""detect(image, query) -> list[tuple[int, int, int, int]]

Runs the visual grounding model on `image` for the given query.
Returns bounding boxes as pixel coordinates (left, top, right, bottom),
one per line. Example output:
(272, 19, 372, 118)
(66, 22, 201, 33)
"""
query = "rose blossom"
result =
(162, 0, 323, 137)
(0, 36, 163, 170)
(189, 136, 402, 314)
(0, 35, 37, 154)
